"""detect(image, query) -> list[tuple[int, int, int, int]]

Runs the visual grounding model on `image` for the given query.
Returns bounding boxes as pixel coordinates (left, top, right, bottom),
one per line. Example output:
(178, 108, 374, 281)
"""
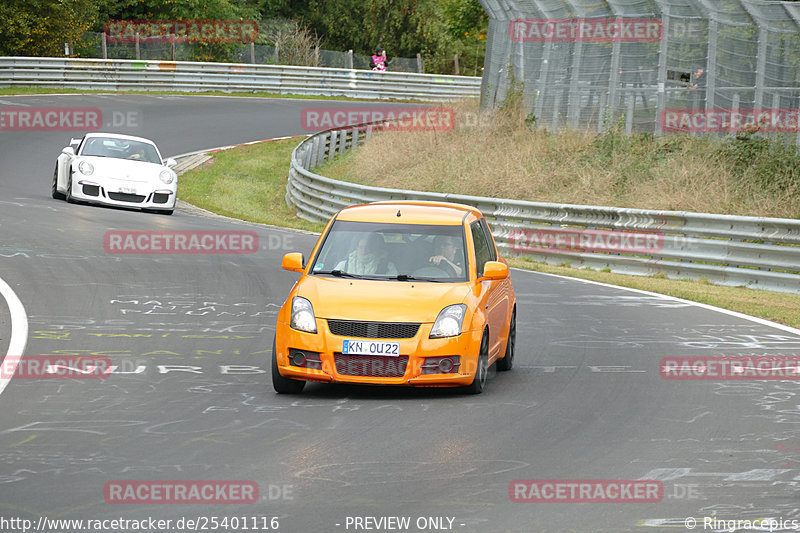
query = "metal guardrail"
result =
(287, 123, 800, 294)
(0, 57, 481, 101)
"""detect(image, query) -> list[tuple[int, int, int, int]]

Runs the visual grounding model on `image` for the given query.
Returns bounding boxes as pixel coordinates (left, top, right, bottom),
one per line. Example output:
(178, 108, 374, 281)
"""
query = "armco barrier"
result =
(0, 57, 480, 101)
(287, 123, 800, 294)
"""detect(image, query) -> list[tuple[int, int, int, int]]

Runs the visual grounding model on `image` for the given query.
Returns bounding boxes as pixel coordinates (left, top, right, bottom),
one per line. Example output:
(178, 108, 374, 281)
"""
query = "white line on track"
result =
(0, 275, 28, 395)
(515, 268, 800, 337)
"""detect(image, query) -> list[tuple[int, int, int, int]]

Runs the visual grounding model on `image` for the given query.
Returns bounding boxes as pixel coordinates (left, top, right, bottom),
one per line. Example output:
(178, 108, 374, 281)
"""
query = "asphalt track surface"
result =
(0, 94, 799, 533)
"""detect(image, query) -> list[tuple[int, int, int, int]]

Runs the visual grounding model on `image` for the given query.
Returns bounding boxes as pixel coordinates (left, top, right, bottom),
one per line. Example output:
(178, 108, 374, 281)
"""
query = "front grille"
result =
(152, 193, 170, 204)
(108, 192, 146, 203)
(334, 354, 408, 377)
(327, 320, 420, 339)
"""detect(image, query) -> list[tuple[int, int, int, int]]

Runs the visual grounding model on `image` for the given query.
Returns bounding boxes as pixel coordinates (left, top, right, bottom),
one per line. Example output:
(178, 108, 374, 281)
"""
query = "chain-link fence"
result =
(72, 32, 423, 73)
(479, 0, 800, 143)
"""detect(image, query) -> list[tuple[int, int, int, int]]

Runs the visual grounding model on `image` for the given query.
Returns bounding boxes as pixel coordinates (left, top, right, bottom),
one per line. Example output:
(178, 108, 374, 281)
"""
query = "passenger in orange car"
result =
(429, 235, 463, 277)
(334, 233, 398, 275)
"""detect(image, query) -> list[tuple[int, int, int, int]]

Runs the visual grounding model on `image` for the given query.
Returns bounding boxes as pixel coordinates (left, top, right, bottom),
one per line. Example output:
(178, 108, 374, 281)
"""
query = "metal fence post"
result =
(347, 50, 354, 70)
(605, 18, 622, 132)
(101, 32, 107, 59)
(654, 2, 669, 136)
(551, 89, 561, 133)
(625, 92, 635, 134)
(567, 40, 584, 129)
(416, 53, 424, 73)
(706, 18, 717, 112)
(135, 32, 140, 60)
(754, 26, 768, 108)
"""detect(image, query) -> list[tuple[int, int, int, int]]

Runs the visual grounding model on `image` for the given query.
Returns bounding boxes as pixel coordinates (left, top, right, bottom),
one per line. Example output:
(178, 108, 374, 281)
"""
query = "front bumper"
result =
(275, 319, 482, 387)
(71, 176, 176, 210)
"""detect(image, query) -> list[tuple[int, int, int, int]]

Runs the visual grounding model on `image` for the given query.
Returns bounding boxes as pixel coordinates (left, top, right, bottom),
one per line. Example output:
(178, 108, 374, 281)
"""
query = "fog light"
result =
(439, 357, 454, 373)
(291, 351, 307, 366)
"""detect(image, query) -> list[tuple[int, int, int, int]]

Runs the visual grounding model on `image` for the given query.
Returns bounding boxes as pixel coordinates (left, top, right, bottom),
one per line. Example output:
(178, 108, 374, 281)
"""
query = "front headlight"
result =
(77, 160, 94, 175)
(430, 304, 467, 338)
(290, 296, 317, 333)
(159, 169, 175, 184)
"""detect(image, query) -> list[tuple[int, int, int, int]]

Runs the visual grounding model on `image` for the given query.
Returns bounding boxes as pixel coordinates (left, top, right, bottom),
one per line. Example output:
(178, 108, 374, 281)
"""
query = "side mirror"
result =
(480, 260, 508, 280)
(62, 147, 75, 156)
(282, 252, 304, 273)
(165, 158, 177, 168)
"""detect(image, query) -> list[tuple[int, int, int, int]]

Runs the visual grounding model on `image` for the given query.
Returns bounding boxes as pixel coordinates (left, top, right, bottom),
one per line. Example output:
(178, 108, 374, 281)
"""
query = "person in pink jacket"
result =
(371, 47, 387, 71)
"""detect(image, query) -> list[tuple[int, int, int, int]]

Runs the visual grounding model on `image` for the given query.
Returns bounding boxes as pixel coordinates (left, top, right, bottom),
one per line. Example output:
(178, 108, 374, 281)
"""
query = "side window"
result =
(471, 221, 492, 277)
(479, 219, 498, 262)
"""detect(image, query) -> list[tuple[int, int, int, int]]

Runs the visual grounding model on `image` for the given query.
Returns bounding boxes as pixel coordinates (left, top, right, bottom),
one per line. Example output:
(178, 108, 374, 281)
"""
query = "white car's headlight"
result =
(159, 169, 175, 184)
(77, 160, 94, 175)
(430, 304, 467, 338)
(290, 296, 317, 333)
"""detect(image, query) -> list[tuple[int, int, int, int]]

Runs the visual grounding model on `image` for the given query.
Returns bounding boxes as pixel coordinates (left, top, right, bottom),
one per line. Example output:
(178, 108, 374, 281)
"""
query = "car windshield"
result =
(79, 137, 162, 164)
(310, 220, 468, 282)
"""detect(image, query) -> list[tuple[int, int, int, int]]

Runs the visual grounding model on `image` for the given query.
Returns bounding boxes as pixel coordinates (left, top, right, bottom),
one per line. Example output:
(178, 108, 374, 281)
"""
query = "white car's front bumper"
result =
(71, 176, 176, 211)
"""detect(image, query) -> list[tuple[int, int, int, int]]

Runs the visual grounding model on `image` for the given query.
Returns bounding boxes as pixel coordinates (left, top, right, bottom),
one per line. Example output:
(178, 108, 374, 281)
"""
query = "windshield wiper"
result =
(314, 269, 365, 279)
(395, 274, 445, 282)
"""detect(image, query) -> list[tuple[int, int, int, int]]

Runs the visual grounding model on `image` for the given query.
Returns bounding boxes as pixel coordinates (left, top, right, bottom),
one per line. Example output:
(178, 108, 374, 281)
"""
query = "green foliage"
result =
(720, 130, 800, 194)
(268, 0, 486, 74)
(0, 0, 99, 56)
(0, 0, 488, 73)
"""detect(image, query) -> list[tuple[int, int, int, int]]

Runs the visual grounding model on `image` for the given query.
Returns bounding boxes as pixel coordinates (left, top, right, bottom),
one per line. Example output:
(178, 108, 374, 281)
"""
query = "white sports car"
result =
(52, 133, 178, 215)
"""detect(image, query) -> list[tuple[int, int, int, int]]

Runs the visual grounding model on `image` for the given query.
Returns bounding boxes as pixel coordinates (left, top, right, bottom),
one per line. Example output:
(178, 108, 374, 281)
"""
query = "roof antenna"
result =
(396, 210, 401, 217)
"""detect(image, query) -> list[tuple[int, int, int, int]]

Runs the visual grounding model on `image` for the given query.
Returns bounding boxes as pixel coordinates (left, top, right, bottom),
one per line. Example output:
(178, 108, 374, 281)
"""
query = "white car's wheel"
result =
(51, 165, 65, 200)
(65, 171, 77, 204)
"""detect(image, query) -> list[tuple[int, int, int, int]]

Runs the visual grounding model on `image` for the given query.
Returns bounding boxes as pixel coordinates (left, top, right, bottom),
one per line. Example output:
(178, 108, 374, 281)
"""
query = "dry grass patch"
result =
(319, 100, 800, 218)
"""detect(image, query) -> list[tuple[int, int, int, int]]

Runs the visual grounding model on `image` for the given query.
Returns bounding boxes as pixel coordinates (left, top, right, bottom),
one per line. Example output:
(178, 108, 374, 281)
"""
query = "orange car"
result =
(272, 201, 516, 394)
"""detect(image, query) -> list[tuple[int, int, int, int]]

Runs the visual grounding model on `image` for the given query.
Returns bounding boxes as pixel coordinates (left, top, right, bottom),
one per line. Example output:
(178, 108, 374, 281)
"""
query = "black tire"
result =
(51, 165, 65, 200)
(464, 331, 489, 394)
(496, 307, 516, 372)
(271, 336, 305, 394)
(65, 171, 77, 204)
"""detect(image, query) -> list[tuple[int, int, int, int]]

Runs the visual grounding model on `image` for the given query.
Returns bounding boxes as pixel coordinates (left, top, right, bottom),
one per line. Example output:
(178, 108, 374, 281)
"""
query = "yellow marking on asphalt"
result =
(9, 434, 37, 447)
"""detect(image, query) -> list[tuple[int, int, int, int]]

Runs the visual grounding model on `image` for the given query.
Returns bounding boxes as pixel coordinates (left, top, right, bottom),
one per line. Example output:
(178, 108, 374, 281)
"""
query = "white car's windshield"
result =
(79, 137, 161, 164)
(311, 221, 467, 282)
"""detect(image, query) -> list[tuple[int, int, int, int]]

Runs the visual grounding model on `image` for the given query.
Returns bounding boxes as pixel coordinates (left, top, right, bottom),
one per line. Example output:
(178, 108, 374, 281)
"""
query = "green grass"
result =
(177, 138, 324, 233)
(179, 138, 800, 330)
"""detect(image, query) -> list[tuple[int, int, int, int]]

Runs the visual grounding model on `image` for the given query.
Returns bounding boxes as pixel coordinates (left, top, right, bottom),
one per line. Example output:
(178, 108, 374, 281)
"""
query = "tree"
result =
(0, 0, 98, 56)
